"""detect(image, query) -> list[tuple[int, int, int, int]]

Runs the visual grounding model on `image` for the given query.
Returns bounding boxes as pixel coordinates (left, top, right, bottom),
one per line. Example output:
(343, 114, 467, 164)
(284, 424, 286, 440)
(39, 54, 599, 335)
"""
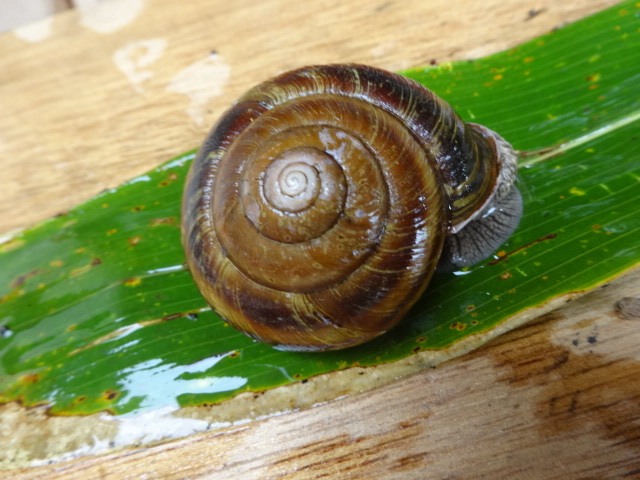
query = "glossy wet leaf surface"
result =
(1, 1, 638, 416)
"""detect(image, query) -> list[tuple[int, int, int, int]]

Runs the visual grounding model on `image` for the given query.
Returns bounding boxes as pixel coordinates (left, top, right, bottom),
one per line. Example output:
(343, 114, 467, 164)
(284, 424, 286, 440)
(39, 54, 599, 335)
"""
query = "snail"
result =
(182, 64, 522, 351)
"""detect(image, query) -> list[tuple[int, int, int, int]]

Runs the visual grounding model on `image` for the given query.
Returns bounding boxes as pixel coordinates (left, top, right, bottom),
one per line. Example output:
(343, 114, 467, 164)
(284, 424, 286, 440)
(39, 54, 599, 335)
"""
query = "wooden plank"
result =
(1, 0, 638, 478)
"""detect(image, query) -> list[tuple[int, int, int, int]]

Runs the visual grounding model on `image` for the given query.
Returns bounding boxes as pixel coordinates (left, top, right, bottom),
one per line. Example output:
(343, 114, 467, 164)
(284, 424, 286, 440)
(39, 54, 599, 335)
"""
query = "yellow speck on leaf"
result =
(124, 277, 142, 287)
(70, 264, 93, 277)
(150, 217, 178, 227)
(128, 236, 142, 246)
(106, 229, 118, 236)
(50, 260, 64, 267)
(585, 73, 601, 82)
(493, 74, 503, 81)
(569, 187, 586, 196)
(589, 54, 601, 63)
(524, 57, 534, 64)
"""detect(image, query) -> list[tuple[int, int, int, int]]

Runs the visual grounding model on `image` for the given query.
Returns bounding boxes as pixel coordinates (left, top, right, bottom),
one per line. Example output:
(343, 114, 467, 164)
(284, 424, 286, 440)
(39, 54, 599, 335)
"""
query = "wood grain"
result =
(1, 0, 638, 478)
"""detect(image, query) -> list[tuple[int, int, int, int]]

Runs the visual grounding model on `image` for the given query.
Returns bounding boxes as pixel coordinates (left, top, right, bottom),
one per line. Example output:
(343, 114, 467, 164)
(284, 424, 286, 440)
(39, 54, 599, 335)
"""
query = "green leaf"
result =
(1, 1, 638, 416)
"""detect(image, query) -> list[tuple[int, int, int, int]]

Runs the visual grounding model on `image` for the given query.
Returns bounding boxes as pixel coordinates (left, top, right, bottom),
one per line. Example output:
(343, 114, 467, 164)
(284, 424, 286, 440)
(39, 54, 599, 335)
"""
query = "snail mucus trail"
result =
(182, 64, 522, 352)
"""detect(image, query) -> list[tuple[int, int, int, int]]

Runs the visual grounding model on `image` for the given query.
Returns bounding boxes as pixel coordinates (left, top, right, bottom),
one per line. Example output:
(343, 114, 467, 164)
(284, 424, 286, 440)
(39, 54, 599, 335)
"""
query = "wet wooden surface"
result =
(2, 0, 638, 478)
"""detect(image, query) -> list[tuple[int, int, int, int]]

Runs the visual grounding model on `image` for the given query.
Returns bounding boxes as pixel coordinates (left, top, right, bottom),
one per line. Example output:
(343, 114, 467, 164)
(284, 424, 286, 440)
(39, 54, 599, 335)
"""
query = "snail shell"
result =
(182, 64, 522, 351)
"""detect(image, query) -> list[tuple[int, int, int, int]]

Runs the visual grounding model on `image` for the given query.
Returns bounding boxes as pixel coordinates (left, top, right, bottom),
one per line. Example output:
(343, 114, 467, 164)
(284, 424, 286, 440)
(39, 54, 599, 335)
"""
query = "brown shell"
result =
(182, 64, 503, 351)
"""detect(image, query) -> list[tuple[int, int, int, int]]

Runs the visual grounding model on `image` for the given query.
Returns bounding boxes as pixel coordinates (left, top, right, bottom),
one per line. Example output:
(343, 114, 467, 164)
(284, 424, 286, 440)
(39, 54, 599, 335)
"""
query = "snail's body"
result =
(182, 64, 522, 351)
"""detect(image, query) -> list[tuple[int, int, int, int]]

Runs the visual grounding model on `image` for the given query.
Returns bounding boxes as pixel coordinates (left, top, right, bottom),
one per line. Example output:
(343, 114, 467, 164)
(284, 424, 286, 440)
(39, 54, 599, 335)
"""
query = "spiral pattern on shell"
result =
(182, 64, 510, 351)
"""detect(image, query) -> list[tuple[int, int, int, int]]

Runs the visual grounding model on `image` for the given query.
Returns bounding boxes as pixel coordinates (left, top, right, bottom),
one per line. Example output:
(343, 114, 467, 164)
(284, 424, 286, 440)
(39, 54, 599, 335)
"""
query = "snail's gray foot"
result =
(437, 186, 523, 273)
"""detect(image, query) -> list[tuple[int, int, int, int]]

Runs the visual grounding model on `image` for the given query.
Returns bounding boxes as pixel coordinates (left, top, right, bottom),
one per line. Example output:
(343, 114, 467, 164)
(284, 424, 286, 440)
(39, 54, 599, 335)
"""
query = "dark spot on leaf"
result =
(416, 337, 426, 343)
(301, 379, 308, 384)
(466, 305, 475, 312)
(587, 336, 597, 345)
(450, 322, 466, 331)
(75, 395, 87, 404)
(412, 346, 421, 353)
(19, 373, 40, 384)
(103, 390, 120, 401)
(572, 339, 579, 346)
(229, 351, 240, 358)
(293, 373, 302, 379)
(131, 205, 145, 212)
(158, 172, 179, 187)
(91, 258, 102, 267)
(11, 269, 40, 288)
